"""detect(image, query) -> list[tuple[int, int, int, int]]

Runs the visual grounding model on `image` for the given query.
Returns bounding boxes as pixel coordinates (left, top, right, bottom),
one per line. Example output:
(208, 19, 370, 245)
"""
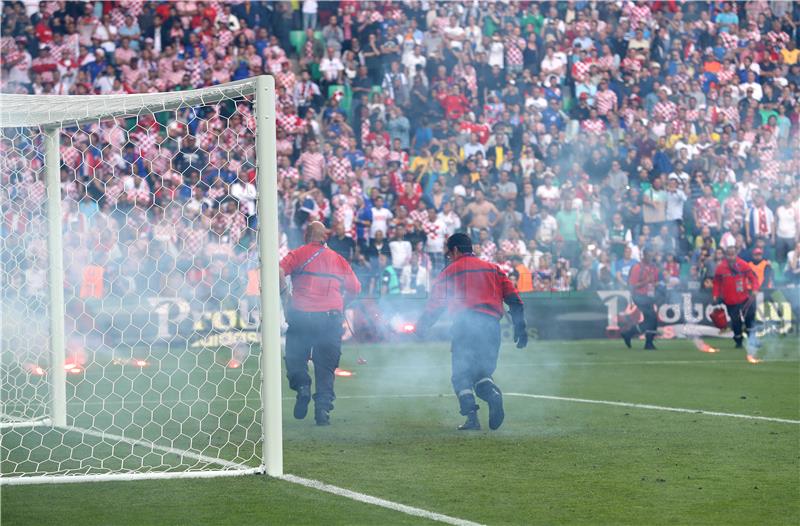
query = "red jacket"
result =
(423, 254, 522, 320)
(628, 261, 659, 296)
(280, 242, 361, 312)
(713, 257, 759, 306)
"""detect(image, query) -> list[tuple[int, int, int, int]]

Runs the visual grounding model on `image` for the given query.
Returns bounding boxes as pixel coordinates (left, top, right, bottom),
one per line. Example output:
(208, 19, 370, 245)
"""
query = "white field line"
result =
(356, 358, 799, 371)
(506, 393, 800, 425)
(5, 390, 800, 426)
(63, 425, 252, 470)
(0, 425, 258, 485)
(281, 474, 484, 526)
(4, 424, 484, 525)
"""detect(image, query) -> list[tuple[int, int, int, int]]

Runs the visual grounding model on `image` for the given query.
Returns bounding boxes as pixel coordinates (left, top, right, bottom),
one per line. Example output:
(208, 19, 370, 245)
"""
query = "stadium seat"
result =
(328, 84, 345, 99)
(309, 62, 321, 81)
(290, 30, 306, 56)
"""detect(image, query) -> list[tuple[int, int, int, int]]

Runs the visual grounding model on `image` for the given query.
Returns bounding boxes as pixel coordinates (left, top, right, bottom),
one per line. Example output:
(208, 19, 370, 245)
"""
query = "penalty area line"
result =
(281, 474, 484, 526)
(506, 393, 800, 425)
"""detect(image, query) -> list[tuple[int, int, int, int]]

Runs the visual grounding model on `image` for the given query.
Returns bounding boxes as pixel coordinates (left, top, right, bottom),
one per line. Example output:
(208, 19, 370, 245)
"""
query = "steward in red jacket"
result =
(713, 246, 759, 348)
(416, 233, 528, 431)
(279, 222, 361, 426)
(621, 248, 661, 350)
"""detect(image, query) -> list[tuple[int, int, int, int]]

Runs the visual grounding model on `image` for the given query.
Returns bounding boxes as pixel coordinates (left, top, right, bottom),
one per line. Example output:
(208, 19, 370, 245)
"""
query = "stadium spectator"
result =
(1, 0, 798, 341)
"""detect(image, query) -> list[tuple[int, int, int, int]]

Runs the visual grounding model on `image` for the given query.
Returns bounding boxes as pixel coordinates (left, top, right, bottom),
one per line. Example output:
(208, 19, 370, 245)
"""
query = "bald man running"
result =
(279, 222, 361, 425)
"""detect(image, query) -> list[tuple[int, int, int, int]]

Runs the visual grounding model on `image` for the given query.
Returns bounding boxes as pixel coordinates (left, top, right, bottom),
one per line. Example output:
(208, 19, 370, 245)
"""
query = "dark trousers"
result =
(727, 299, 756, 343)
(632, 293, 658, 343)
(451, 311, 501, 415)
(285, 309, 343, 411)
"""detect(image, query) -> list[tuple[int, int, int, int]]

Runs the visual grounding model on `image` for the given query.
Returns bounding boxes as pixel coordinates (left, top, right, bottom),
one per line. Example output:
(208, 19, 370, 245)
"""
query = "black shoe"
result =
(644, 342, 657, 350)
(293, 386, 311, 420)
(622, 330, 632, 349)
(734, 339, 743, 349)
(487, 390, 505, 430)
(458, 412, 480, 431)
(314, 407, 330, 426)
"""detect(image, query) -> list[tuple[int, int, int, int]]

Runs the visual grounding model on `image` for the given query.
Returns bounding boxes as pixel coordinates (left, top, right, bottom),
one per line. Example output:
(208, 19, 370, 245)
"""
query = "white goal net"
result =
(0, 76, 283, 484)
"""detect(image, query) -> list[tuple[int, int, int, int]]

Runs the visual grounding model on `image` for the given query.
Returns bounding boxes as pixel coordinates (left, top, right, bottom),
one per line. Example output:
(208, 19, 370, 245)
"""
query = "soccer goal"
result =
(0, 76, 283, 484)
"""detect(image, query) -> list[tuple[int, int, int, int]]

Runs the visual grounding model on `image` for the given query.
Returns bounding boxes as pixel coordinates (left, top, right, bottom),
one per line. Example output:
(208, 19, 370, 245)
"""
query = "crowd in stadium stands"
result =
(2, 0, 800, 307)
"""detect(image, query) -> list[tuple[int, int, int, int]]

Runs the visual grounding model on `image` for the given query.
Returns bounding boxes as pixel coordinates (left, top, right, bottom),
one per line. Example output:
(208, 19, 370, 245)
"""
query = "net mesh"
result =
(1, 82, 267, 478)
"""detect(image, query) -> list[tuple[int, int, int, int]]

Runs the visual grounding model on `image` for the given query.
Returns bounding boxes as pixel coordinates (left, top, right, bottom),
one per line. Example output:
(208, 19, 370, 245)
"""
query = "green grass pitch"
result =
(2, 337, 799, 525)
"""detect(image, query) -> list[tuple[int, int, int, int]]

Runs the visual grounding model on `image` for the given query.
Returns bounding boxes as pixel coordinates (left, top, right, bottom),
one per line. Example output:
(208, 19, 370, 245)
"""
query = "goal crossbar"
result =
(0, 78, 257, 129)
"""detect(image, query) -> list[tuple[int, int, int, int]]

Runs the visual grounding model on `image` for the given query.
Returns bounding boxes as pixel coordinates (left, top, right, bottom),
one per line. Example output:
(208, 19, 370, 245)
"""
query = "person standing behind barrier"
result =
(279, 222, 361, 426)
(621, 248, 660, 350)
(415, 233, 528, 431)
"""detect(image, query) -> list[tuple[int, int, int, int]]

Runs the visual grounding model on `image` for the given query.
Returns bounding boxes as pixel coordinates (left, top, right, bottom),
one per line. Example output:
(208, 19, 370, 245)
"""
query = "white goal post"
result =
(0, 75, 283, 483)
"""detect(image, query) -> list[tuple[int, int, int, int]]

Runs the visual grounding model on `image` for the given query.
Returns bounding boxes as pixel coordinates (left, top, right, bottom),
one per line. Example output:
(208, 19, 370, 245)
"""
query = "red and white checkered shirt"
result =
(104, 177, 124, 207)
(597, 54, 615, 72)
(505, 36, 525, 66)
(208, 185, 228, 202)
(572, 59, 592, 79)
(326, 155, 352, 185)
(723, 195, 746, 224)
(23, 179, 46, 206)
(759, 159, 780, 181)
(226, 211, 248, 244)
(49, 39, 74, 61)
(278, 166, 300, 185)
(766, 30, 790, 47)
(685, 108, 701, 123)
(628, 3, 652, 27)
(671, 119, 690, 137)
(719, 30, 738, 50)
(653, 100, 677, 122)
(581, 118, 606, 135)
(0, 36, 15, 53)
(716, 105, 739, 127)
(275, 70, 296, 92)
(153, 221, 178, 245)
(479, 240, 497, 263)
(409, 209, 427, 225)
(500, 239, 528, 257)
(61, 144, 82, 169)
(621, 56, 642, 74)
(695, 196, 721, 228)
(595, 89, 617, 116)
(217, 28, 234, 49)
(276, 111, 305, 135)
(297, 151, 325, 182)
(370, 144, 390, 166)
(181, 225, 208, 256)
(717, 67, 736, 84)
(276, 138, 293, 157)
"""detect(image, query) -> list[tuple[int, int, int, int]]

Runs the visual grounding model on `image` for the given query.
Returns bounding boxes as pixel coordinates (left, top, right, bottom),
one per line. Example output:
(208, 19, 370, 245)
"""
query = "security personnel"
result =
(713, 245, 759, 349)
(747, 248, 773, 290)
(622, 248, 660, 350)
(279, 222, 361, 425)
(416, 233, 528, 431)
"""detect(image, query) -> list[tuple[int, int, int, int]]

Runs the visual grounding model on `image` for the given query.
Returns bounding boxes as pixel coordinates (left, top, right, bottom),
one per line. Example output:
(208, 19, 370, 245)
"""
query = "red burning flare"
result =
(334, 368, 353, 377)
(693, 338, 719, 353)
(226, 359, 242, 369)
(24, 364, 46, 376)
(746, 355, 761, 364)
(400, 323, 416, 334)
